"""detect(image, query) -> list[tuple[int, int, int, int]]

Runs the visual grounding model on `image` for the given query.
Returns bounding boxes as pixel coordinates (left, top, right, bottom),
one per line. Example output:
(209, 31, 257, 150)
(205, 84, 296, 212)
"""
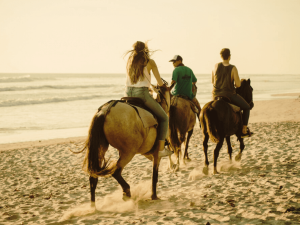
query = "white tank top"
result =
(126, 66, 151, 87)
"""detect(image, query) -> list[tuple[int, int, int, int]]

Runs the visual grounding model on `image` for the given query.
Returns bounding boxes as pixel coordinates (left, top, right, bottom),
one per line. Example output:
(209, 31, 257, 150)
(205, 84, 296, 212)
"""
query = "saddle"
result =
(120, 97, 158, 128)
(214, 96, 240, 113)
(121, 97, 153, 114)
(171, 95, 199, 114)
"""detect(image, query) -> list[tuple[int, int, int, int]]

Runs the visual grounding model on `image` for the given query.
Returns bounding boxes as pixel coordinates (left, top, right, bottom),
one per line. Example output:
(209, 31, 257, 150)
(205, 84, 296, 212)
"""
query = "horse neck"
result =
(160, 92, 170, 114)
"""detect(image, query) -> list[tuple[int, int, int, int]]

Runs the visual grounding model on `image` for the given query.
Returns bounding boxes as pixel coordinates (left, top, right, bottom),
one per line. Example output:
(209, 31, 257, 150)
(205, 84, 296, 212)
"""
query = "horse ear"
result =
(247, 79, 251, 85)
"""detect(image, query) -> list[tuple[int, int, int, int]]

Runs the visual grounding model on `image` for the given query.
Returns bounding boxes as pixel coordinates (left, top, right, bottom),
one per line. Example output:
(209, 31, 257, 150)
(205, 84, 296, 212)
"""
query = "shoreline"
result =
(0, 136, 86, 152)
(0, 96, 299, 152)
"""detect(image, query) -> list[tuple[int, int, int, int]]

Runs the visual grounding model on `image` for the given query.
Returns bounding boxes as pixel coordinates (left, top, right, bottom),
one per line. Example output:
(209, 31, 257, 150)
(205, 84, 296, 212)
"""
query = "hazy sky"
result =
(1, 0, 300, 74)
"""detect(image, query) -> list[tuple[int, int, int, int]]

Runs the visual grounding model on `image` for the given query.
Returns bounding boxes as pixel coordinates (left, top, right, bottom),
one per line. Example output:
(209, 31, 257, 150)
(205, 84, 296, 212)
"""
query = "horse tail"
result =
(169, 105, 181, 148)
(204, 105, 220, 143)
(82, 110, 114, 178)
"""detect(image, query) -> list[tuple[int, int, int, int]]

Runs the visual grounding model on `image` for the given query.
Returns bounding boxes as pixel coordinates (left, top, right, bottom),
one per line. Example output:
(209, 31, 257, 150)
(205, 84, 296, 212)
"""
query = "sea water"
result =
(0, 73, 299, 144)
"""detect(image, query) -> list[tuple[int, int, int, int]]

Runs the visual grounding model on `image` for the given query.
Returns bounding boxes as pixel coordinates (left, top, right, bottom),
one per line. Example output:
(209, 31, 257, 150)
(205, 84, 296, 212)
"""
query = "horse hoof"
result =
(235, 153, 242, 162)
(203, 166, 209, 175)
(151, 196, 161, 200)
(185, 158, 192, 162)
(122, 190, 131, 201)
(91, 201, 96, 208)
(172, 164, 179, 172)
(122, 195, 131, 201)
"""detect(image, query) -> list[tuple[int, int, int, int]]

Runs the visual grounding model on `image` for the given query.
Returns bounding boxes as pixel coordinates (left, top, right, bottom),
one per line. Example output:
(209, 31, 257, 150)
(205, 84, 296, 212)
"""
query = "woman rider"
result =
(124, 41, 173, 157)
(212, 48, 252, 138)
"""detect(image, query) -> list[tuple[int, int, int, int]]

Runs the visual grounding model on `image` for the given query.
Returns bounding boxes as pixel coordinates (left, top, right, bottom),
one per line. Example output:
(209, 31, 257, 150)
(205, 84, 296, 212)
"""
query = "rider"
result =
(124, 41, 173, 157)
(212, 48, 251, 138)
(169, 55, 201, 119)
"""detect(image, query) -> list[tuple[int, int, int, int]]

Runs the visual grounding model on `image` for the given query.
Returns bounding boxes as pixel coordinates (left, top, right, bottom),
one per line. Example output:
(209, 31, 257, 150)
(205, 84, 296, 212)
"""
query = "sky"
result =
(0, 0, 300, 74)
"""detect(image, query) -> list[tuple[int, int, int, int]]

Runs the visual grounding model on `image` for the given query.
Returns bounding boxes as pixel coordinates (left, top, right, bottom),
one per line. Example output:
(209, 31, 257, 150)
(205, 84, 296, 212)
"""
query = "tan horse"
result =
(72, 84, 171, 207)
(168, 96, 199, 171)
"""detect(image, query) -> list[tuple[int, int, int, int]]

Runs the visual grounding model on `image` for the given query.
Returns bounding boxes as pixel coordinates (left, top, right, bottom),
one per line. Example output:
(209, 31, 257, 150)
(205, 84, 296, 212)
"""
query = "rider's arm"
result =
(212, 63, 218, 84)
(191, 70, 197, 84)
(232, 66, 241, 88)
(170, 80, 176, 91)
(149, 59, 164, 86)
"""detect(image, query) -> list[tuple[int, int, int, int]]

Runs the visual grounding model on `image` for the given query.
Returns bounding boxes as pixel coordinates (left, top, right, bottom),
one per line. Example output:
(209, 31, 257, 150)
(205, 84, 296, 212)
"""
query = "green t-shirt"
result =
(171, 65, 197, 99)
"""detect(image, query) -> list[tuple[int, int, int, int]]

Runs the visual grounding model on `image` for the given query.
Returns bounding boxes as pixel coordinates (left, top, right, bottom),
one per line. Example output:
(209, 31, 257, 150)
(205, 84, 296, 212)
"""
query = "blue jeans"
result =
(125, 87, 169, 140)
(230, 94, 250, 125)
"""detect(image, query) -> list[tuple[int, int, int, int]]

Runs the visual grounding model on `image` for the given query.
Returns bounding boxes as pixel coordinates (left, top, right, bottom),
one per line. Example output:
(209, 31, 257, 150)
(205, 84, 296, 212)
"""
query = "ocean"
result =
(1, 73, 299, 144)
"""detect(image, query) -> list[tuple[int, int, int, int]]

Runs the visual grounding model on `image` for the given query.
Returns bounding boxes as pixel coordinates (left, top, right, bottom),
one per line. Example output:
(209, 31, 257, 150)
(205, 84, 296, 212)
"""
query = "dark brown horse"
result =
(200, 79, 253, 174)
(71, 84, 170, 207)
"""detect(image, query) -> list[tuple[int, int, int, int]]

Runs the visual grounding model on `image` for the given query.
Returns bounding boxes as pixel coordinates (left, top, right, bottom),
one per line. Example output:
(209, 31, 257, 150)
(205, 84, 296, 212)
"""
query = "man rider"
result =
(169, 55, 201, 119)
(212, 48, 251, 138)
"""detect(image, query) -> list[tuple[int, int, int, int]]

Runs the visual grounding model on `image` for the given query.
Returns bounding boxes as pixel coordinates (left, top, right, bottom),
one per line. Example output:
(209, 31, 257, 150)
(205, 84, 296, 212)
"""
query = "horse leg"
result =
(172, 147, 180, 172)
(213, 137, 224, 174)
(90, 176, 98, 207)
(225, 136, 233, 161)
(202, 133, 209, 175)
(168, 154, 174, 171)
(112, 152, 135, 200)
(235, 137, 245, 162)
(183, 129, 193, 161)
(151, 152, 161, 200)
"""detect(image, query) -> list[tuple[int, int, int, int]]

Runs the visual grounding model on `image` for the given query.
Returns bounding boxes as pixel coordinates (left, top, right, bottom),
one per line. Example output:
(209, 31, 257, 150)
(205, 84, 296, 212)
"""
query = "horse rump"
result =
(82, 110, 115, 178)
(201, 102, 221, 143)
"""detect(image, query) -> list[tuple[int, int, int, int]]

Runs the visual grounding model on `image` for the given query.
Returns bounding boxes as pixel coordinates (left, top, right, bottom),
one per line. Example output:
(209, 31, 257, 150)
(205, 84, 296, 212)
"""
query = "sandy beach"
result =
(1, 96, 300, 224)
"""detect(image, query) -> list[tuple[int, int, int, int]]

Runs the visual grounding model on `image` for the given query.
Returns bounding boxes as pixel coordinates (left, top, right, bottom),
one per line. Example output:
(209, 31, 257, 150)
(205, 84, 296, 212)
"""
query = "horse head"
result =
(236, 79, 254, 109)
(151, 79, 171, 113)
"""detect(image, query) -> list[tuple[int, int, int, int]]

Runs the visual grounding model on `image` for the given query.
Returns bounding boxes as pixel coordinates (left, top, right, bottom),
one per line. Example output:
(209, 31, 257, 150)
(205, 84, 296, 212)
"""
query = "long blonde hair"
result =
(124, 41, 156, 84)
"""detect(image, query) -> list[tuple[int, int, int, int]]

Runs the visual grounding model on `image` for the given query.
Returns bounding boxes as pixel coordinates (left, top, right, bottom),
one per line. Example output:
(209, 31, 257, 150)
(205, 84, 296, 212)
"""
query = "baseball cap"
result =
(169, 55, 183, 62)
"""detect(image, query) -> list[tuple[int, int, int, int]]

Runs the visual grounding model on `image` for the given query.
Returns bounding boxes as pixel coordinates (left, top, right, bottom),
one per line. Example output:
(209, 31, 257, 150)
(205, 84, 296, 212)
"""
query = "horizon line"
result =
(1, 72, 300, 76)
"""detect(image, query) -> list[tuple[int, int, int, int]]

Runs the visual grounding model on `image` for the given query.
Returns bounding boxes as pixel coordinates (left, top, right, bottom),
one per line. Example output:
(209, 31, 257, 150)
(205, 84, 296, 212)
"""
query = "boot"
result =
(241, 125, 253, 138)
(156, 140, 173, 158)
(143, 140, 173, 157)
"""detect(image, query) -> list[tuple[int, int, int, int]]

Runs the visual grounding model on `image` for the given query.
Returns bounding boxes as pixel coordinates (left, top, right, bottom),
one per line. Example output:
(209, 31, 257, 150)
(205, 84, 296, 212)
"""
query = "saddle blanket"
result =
(229, 103, 240, 112)
(131, 105, 158, 128)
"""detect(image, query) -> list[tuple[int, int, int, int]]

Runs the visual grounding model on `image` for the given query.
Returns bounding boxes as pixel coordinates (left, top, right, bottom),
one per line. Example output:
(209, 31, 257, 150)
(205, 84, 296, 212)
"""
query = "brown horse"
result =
(168, 96, 199, 171)
(200, 79, 254, 174)
(71, 84, 171, 207)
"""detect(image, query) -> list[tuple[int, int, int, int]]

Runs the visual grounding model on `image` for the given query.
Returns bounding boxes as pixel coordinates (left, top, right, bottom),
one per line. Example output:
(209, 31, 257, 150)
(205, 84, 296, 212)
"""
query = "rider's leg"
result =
(191, 97, 201, 119)
(125, 87, 172, 156)
(143, 90, 173, 157)
(230, 94, 251, 136)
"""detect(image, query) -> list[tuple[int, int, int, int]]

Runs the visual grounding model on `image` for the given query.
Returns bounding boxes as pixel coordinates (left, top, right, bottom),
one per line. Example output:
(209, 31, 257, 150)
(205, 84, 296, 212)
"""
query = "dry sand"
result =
(0, 96, 300, 224)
